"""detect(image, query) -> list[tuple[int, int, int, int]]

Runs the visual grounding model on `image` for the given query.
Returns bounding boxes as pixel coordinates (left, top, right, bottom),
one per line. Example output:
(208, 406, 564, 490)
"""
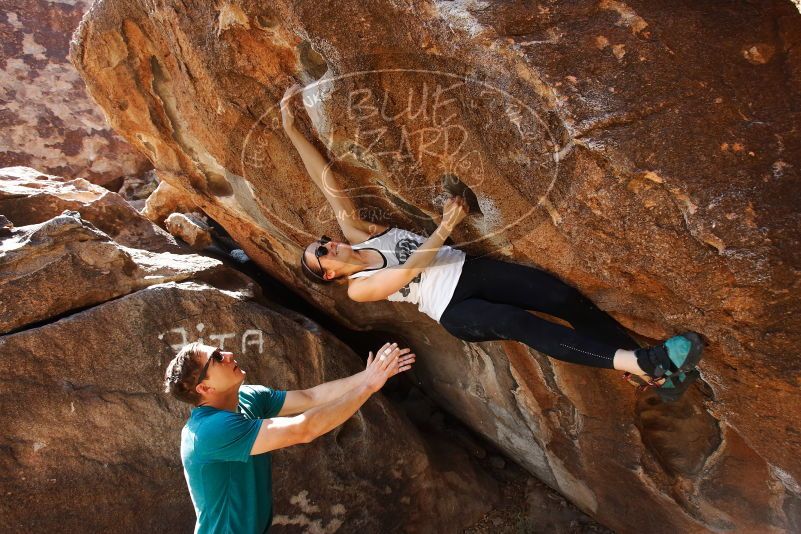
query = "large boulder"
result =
(1, 169, 502, 532)
(141, 179, 198, 227)
(70, 1, 801, 531)
(0, 210, 227, 334)
(0, 166, 183, 253)
(0, 278, 497, 533)
(164, 212, 213, 250)
(0, 0, 150, 187)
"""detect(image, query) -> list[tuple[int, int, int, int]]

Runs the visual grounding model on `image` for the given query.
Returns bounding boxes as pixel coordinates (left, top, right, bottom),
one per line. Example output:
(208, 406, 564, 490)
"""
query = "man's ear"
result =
(196, 383, 213, 396)
(323, 269, 335, 281)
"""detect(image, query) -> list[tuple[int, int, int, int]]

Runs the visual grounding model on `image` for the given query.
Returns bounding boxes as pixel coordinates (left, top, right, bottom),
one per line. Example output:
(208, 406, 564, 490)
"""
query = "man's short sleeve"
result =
(247, 385, 287, 418)
(195, 411, 262, 462)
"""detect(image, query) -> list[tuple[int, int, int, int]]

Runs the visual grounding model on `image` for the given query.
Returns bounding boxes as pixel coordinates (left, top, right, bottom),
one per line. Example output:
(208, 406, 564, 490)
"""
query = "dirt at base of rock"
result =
(463, 463, 610, 534)
(393, 385, 608, 534)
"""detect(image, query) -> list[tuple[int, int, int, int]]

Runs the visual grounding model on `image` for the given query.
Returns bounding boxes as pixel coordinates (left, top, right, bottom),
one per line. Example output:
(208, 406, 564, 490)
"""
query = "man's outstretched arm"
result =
(249, 343, 410, 455)
(278, 343, 415, 416)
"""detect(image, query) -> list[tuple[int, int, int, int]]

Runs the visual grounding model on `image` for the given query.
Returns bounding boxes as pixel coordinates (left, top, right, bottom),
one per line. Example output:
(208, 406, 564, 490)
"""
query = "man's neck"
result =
(199, 386, 241, 412)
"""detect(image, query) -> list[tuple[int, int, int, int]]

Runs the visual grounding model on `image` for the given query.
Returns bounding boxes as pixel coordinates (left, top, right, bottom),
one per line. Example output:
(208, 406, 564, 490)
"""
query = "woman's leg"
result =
(456, 258, 640, 351)
(439, 298, 619, 368)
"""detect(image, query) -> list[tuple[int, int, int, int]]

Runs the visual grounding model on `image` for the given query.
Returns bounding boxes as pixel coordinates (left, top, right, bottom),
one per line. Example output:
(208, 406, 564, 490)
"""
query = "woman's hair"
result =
(299, 245, 335, 285)
(163, 342, 205, 405)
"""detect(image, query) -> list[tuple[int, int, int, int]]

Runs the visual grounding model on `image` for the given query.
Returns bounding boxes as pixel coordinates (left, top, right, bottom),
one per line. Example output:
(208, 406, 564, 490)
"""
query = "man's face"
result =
(196, 345, 246, 395)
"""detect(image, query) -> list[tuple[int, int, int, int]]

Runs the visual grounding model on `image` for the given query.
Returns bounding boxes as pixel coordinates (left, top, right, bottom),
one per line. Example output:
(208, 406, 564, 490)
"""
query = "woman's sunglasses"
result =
(312, 235, 332, 275)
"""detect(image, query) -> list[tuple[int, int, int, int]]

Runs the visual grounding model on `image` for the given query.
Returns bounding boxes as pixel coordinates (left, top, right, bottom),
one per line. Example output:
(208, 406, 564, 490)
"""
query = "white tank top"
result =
(348, 228, 466, 323)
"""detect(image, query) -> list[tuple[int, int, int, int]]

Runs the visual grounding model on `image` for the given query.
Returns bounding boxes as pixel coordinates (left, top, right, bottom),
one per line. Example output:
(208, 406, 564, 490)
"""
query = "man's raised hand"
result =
(363, 342, 416, 393)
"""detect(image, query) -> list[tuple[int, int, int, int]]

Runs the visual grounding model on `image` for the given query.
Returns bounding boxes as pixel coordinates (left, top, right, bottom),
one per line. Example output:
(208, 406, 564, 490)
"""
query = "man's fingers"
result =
(375, 342, 397, 369)
(387, 346, 410, 358)
(382, 350, 399, 369)
(367, 351, 374, 366)
(381, 348, 400, 370)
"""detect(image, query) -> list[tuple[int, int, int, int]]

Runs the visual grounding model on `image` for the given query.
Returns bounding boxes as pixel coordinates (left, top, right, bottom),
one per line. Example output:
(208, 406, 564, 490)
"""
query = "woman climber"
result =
(280, 83, 705, 401)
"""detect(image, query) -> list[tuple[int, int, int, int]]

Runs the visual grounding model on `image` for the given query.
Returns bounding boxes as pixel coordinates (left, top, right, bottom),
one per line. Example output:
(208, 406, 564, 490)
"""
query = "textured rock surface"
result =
(164, 211, 212, 249)
(0, 214, 11, 234)
(0, 280, 497, 533)
(0, 166, 182, 253)
(0, 210, 227, 334)
(141, 179, 199, 227)
(71, 1, 801, 532)
(0, 0, 150, 187)
(117, 168, 159, 211)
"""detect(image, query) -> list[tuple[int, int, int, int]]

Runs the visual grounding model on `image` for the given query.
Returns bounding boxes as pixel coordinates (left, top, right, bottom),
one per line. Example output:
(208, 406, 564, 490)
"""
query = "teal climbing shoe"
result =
(653, 368, 701, 403)
(634, 332, 704, 379)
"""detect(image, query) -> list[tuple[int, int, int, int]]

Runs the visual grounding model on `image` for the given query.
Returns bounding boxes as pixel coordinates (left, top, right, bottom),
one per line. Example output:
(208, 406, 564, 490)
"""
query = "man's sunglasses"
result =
(196, 348, 223, 386)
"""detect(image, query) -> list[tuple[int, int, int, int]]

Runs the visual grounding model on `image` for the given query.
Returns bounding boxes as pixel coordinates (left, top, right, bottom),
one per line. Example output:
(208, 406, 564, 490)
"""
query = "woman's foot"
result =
(634, 332, 704, 379)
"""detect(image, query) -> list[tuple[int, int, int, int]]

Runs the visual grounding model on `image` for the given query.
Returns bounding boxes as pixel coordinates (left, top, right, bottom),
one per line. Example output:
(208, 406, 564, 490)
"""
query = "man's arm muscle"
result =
(250, 384, 373, 455)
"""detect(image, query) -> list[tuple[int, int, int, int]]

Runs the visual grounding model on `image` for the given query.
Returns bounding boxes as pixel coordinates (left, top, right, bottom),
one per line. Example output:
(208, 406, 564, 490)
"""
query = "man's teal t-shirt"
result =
(181, 385, 287, 534)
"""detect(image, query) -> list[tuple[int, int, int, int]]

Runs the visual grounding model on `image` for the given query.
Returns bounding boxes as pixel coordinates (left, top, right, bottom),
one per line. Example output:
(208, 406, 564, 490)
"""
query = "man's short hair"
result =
(163, 342, 205, 405)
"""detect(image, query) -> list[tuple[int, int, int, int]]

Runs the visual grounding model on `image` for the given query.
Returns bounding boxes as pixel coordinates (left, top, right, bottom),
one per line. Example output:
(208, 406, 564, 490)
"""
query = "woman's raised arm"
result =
(281, 84, 386, 244)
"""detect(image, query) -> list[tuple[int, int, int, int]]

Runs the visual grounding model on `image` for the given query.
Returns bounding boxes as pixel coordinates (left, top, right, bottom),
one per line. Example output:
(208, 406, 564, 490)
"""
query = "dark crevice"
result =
(296, 40, 329, 82)
(1, 292, 135, 338)
(441, 173, 483, 215)
(200, 217, 409, 390)
(198, 217, 546, 473)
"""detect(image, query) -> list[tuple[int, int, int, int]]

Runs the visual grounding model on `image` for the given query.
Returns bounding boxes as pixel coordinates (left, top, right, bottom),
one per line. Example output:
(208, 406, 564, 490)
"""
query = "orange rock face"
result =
(70, 1, 801, 531)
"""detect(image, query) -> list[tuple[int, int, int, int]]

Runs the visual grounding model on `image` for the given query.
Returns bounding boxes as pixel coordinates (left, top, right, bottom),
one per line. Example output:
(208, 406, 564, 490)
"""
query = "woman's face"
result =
(304, 238, 355, 280)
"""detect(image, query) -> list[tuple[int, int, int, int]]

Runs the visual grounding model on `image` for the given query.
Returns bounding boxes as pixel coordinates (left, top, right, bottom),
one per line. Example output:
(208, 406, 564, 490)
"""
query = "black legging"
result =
(439, 257, 640, 368)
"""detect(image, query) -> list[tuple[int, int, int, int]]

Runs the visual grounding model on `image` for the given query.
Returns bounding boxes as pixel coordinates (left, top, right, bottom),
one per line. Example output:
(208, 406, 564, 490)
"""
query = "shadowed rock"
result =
(0, 281, 496, 533)
(0, 215, 11, 236)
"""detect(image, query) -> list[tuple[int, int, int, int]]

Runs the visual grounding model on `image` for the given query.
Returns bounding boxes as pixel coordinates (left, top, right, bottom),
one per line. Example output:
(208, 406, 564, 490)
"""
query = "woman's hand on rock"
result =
(441, 195, 469, 231)
(280, 83, 302, 131)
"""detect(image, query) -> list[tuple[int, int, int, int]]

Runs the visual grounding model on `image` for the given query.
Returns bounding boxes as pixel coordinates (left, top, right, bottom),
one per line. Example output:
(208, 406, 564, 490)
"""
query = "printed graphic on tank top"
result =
(348, 227, 466, 323)
(394, 236, 423, 297)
